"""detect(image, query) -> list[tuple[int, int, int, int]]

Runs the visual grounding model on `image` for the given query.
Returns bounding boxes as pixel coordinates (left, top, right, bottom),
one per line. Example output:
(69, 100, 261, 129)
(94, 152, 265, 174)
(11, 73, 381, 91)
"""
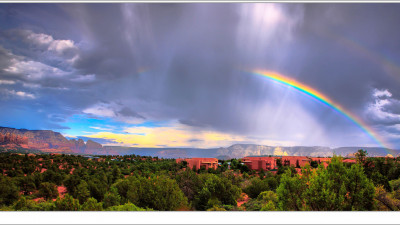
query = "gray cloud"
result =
(1, 4, 400, 148)
(117, 107, 145, 119)
(383, 100, 400, 115)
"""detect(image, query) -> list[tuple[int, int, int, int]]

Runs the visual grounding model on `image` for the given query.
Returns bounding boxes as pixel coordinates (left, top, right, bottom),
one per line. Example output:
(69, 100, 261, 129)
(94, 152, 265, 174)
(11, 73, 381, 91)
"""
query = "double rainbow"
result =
(251, 69, 391, 150)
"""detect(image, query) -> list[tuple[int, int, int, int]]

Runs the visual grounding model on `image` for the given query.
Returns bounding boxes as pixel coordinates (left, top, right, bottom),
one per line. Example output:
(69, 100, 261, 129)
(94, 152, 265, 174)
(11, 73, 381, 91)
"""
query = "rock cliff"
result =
(0, 126, 103, 154)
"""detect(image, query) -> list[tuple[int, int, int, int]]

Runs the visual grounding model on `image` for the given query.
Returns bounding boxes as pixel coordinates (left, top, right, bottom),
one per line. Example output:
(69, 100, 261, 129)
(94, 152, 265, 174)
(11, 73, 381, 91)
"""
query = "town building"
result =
(282, 156, 311, 167)
(242, 156, 332, 171)
(242, 156, 278, 171)
(342, 159, 356, 164)
(310, 157, 332, 168)
(176, 158, 219, 170)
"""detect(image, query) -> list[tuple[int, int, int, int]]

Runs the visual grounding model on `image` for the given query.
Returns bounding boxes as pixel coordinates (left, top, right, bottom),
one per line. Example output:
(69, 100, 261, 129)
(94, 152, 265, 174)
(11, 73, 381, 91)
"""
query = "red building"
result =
(242, 157, 278, 171)
(281, 156, 310, 167)
(310, 157, 331, 168)
(242, 156, 332, 171)
(342, 159, 356, 164)
(176, 158, 219, 170)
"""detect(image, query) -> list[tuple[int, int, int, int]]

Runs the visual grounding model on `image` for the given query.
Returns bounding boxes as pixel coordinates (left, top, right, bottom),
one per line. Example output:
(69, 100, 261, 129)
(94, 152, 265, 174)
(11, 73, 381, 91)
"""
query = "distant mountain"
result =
(97, 144, 400, 159)
(214, 144, 399, 159)
(0, 126, 398, 158)
(0, 126, 103, 154)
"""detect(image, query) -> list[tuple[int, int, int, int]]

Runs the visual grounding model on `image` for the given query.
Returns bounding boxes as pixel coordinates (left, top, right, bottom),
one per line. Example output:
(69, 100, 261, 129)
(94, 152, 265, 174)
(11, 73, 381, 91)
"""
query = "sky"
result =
(1, 3, 400, 149)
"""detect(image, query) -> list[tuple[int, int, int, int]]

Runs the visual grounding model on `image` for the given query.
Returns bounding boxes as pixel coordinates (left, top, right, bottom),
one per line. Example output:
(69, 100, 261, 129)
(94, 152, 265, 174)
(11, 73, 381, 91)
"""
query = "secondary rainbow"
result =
(251, 69, 391, 151)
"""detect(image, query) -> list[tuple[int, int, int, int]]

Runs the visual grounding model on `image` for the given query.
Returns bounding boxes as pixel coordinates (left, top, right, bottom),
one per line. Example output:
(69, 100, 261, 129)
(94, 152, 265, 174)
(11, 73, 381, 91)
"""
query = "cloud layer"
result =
(1, 4, 400, 149)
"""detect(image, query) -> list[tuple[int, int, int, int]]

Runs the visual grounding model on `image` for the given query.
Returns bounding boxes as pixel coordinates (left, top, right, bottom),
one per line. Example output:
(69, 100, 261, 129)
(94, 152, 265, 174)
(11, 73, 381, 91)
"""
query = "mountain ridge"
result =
(0, 126, 398, 158)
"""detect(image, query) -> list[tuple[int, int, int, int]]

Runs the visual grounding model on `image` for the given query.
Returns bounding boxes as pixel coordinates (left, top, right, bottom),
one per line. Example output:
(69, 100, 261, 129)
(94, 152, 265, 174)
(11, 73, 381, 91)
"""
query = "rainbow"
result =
(319, 29, 400, 83)
(251, 69, 391, 151)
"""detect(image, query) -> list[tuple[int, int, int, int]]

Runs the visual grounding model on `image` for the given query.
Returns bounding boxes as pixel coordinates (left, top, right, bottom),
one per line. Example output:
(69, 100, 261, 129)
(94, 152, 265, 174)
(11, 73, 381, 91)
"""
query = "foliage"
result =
(390, 178, 400, 191)
(16, 176, 36, 195)
(243, 177, 273, 199)
(206, 205, 226, 211)
(81, 197, 103, 211)
(355, 149, 367, 164)
(76, 180, 90, 204)
(103, 186, 121, 209)
(276, 169, 307, 210)
(244, 190, 278, 211)
(0, 152, 399, 211)
(194, 174, 241, 210)
(55, 194, 80, 211)
(107, 202, 146, 211)
(125, 175, 188, 211)
(175, 169, 202, 202)
(38, 182, 58, 201)
(14, 196, 56, 211)
(374, 185, 400, 211)
(277, 156, 376, 211)
(0, 175, 19, 207)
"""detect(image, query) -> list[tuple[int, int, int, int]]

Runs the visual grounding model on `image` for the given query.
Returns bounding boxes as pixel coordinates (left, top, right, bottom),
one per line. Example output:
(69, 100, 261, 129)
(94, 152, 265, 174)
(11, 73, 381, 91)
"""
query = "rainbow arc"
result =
(251, 69, 391, 152)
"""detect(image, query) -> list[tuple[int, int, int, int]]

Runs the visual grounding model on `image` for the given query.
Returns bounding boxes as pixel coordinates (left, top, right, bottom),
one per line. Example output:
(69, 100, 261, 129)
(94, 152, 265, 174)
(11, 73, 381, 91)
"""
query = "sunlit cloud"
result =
(3, 89, 36, 99)
(4, 58, 70, 80)
(0, 80, 15, 85)
(83, 122, 297, 148)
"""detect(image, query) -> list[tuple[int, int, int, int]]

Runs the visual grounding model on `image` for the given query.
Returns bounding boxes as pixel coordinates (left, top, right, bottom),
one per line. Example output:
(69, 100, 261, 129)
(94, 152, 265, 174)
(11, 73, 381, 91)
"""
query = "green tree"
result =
(276, 169, 307, 211)
(13, 196, 36, 211)
(355, 149, 367, 164)
(194, 174, 241, 210)
(16, 176, 36, 195)
(111, 167, 122, 183)
(88, 178, 107, 202)
(64, 174, 81, 197)
(126, 175, 188, 211)
(103, 186, 121, 209)
(43, 169, 64, 185)
(113, 179, 130, 204)
(371, 171, 391, 192)
(107, 202, 146, 211)
(81, 197, 103, 211)
(243, 177, 270, 199)
(38, 182, 58, 201)
(0, 175, 19, 206)
(390, 177, 400, 191)
(244, 190, 278, 211)
(175, 169, 202, 202)
(374, 185, 400, 211)
(303, 157, 376, 211)
(55, 194, 80, 211)
(75, 180, 90, 204)
(310, 160, 319, 168)
(259, 191, 278, 211)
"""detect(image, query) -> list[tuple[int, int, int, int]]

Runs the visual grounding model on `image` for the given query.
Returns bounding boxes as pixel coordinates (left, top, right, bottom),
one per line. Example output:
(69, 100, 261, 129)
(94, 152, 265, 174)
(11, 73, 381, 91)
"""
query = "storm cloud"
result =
(1, 3, 400, 149)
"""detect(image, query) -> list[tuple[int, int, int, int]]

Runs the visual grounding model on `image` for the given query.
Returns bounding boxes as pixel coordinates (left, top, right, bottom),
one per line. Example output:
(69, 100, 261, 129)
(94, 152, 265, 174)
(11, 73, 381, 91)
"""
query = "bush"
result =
(38, 182, 58, 201)
(55, 194, 80, 211)
(107, 203, 146, 211)
(243, 177, 277, 199)
(81, 197, 103, 211)
(194, 174, 241, 210)
(0, 175, 19, 207)
(125, 175, 188, 211)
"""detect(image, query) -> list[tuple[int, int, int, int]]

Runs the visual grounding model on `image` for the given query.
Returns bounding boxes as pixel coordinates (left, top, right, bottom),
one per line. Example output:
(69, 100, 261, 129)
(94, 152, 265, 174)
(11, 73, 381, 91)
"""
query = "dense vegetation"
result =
(0, 150, 400, 211)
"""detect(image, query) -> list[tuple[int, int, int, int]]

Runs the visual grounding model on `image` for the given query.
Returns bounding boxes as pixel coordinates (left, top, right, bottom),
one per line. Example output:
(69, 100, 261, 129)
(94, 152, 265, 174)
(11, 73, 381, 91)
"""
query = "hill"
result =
(0, 126, 103, 154)
(0, 126, 398, 158)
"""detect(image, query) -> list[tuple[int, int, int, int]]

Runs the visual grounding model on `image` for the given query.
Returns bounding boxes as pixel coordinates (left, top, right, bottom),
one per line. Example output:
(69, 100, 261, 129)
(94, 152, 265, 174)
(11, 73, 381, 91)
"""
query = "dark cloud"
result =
(117, 107, 145, 119)
(1, 3, 400, 148)
(179, 119, 207, 127)
(383, 100, 400, 115)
